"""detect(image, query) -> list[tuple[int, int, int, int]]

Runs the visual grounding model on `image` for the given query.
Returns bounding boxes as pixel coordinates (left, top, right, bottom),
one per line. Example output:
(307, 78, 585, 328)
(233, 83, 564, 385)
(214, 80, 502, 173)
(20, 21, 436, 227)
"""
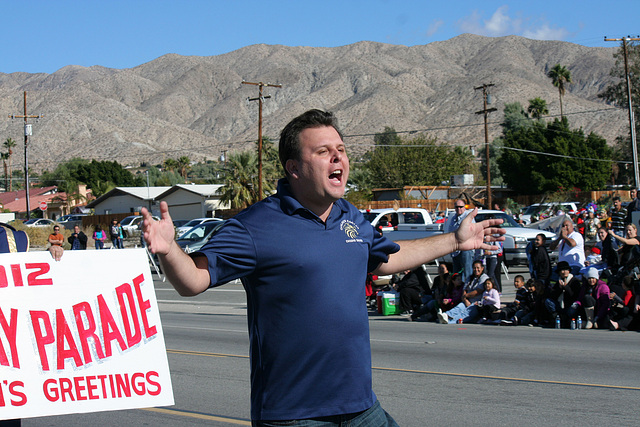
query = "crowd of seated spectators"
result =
(388, 196, 640, 331)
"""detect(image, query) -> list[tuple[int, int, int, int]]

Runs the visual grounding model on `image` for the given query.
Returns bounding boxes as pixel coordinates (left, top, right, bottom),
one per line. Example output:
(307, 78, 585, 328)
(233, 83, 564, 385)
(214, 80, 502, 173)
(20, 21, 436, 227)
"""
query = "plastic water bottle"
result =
(555, 315, 561, 329)
(571, 318, 576, 330)
(577, 316, 583, 330)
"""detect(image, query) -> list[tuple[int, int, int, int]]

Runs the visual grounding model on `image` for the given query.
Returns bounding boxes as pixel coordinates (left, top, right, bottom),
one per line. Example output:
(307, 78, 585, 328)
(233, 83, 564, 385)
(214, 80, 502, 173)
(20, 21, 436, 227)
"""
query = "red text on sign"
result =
(0, 380, 26, 407)
(0, 263, 53, 288)
(42, 371, 161, 402)
(30, 273, 157, 371)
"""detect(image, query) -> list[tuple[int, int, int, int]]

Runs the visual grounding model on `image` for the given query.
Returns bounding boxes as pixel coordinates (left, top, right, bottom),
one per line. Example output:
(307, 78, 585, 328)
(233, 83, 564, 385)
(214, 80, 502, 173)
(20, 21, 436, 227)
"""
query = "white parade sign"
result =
(0, 249, 174, 420)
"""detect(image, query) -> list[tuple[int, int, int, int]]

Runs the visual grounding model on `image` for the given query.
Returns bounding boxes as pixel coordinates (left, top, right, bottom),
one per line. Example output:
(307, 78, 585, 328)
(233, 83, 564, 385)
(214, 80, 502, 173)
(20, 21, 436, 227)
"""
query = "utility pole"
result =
(475, 83, 497, 208)
(9, 91, 42, 217)
(242, 80, 282, 200)
(605, 36, 640, 188)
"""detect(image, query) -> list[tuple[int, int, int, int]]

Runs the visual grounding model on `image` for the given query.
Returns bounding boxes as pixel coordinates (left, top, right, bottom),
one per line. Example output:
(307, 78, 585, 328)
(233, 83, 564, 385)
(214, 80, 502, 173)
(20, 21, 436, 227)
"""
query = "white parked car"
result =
(175, 217, 223, 238)
(23, 218, 57, 227)
(120, 215, 159, 238)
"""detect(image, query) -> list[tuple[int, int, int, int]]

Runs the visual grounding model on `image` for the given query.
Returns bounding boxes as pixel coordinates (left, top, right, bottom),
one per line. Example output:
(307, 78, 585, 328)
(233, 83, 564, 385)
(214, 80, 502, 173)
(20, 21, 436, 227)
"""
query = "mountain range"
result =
(0, 33, 628, 173)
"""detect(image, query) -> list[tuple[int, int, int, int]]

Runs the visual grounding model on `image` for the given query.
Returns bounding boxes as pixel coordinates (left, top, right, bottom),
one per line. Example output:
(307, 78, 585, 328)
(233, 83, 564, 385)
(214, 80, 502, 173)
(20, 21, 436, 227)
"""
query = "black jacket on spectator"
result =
(530, 245, 551, 285)
(601, 235, 619, 270)
(550, 275, 581, 308)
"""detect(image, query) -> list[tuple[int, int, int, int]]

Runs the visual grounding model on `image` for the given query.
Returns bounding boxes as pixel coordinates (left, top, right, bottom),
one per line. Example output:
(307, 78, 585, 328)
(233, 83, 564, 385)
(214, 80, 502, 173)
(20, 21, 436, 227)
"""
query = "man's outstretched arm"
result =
(374, 208, 505, 275)
(142, 201, 211, 296)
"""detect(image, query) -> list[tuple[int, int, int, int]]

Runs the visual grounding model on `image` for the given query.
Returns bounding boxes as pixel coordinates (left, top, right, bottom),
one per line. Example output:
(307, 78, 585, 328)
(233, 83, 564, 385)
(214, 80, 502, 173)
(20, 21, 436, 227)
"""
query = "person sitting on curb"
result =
(567, 267, 611, 329)
(478, 278, 501, 324)
(391, 267, 428, 316)
(500, 275, 528, 324)
(409, 263, 452, 321)
(544, 261, 581, 327)
(437, 260, 488, 324)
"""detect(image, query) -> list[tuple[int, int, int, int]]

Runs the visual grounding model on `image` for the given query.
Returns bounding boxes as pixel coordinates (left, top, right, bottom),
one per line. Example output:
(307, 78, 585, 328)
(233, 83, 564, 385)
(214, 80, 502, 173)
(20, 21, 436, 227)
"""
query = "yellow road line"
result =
(168, 349, 249, 359)
(168, 348, 640, 391)
(141, 407, 251, 425)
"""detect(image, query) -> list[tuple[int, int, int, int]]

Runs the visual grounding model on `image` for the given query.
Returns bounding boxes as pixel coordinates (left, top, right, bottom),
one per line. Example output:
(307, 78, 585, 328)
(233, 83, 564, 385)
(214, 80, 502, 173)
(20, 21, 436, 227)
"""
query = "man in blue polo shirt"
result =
(142, 109, 504, 425)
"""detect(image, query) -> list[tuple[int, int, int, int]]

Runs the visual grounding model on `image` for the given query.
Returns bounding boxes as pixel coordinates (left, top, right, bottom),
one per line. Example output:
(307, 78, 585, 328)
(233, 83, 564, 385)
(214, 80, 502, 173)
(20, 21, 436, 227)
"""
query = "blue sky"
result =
(1, 0, 638, 74)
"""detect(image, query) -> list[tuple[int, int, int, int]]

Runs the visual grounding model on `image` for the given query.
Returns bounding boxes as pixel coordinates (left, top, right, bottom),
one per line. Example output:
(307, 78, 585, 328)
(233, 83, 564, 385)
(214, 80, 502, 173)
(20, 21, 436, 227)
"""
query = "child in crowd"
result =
(501, 278, 537, 325)
(500, 275, 528, 323)
(93, 225, 106, 250)
(478, 278, 501, 323)
(520, 279, 548, 326)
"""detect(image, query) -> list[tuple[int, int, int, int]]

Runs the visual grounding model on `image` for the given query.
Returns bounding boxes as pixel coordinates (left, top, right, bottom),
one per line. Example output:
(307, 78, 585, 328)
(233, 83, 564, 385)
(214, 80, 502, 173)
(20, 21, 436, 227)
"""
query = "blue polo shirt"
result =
(195, 179, 400, 420)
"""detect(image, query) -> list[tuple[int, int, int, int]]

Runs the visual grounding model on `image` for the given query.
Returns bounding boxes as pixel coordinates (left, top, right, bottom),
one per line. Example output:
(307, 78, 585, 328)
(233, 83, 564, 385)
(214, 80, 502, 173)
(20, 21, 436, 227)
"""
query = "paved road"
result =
(25, 265, 640, 426)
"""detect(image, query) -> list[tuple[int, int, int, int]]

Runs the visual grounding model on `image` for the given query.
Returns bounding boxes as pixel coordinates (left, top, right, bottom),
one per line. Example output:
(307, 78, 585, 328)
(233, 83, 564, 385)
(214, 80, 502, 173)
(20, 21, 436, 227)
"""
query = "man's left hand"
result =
(455, 208, 505, 252)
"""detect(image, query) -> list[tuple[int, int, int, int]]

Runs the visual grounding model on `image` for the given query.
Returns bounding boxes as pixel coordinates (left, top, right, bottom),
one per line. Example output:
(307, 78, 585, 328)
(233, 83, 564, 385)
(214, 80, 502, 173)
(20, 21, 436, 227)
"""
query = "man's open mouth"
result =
(329, 170, 343, 181)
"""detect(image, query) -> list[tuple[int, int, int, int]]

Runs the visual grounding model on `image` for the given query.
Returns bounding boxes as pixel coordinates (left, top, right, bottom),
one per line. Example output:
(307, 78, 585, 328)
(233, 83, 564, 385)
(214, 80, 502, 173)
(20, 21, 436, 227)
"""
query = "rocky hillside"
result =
(0, 33, 627, 172)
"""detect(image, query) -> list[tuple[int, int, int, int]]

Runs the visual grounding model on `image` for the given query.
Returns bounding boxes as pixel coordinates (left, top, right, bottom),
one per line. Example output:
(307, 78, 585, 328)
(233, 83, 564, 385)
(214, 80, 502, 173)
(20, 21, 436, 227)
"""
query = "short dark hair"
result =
(536, 233, 547, 242)
(278, 109, 343, 176)
(472, 259, 483, 268)
(613, 196, 621, 202)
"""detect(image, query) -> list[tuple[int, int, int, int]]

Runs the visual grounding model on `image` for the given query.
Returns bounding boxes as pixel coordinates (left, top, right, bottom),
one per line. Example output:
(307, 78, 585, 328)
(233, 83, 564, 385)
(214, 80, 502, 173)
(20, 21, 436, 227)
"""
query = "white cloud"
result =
(523, 24, 570, 41)
(425, 19, 444, 38)
(457, 5, 569, 41)
(484, 5, 512, 36)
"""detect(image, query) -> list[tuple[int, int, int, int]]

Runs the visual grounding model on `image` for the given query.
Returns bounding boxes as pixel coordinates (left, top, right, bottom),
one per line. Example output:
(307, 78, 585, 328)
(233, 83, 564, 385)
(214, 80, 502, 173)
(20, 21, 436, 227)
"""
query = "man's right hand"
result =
(141, 201, 176, 256)
(141, 201, 211, 296)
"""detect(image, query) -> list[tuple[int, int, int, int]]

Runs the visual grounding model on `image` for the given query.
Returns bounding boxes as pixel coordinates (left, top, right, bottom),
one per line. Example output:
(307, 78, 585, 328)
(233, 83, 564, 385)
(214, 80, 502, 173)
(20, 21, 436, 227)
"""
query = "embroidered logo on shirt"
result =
(340, 220, 363, 242)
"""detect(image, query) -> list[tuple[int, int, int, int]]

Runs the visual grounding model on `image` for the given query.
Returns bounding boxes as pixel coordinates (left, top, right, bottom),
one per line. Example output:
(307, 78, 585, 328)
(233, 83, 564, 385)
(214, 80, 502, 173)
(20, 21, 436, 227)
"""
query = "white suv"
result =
(360, 208, 433, 232)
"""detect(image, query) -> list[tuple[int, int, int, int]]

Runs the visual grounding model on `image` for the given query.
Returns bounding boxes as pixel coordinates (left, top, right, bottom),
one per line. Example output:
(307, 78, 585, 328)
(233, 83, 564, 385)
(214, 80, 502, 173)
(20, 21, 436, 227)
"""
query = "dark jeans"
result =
(398, 287, 422, 312)
(453, 250, 474, 282)
(252, 400, 399, 427)
(486, 256, 503, 293)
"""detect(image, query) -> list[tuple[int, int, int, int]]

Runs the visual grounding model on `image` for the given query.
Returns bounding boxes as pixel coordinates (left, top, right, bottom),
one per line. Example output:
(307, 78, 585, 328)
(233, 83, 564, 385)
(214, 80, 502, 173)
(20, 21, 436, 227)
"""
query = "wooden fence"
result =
(81, 212, 137, 229)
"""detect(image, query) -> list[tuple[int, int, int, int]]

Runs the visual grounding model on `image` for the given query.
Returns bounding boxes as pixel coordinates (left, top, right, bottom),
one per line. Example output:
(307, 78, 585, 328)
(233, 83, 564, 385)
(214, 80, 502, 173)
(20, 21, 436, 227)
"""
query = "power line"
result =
(495, 145, 624, 164)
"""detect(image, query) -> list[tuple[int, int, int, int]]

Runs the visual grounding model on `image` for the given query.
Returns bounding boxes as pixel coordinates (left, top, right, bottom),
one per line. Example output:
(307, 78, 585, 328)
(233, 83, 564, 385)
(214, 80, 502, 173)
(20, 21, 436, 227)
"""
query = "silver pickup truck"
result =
(379, 210, 557, 267)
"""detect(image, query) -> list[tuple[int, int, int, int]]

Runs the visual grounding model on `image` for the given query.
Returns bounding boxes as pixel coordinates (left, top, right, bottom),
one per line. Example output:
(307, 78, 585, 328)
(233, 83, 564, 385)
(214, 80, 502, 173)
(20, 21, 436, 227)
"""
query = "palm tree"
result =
(527, 97, 549, 119)
(217, 151, 275, 209)
(547, 64, 572, 118)
(0, 152, 8, 191)
(3, 138, 16, 191)
(177, 156, 191, 180)
(163, 158, 178, 172)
